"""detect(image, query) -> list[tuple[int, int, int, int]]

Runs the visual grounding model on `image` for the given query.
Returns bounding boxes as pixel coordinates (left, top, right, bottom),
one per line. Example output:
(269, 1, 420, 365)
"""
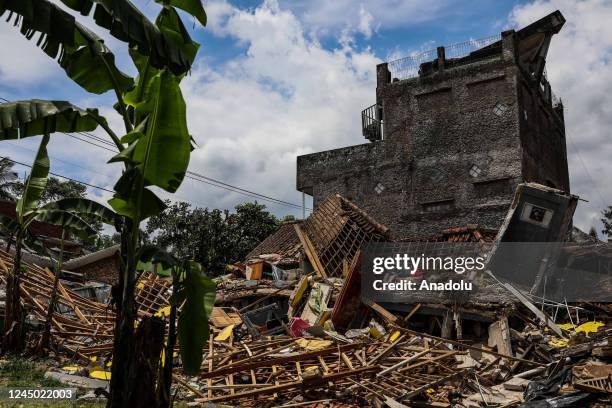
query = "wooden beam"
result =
(294, 224, 328, 278)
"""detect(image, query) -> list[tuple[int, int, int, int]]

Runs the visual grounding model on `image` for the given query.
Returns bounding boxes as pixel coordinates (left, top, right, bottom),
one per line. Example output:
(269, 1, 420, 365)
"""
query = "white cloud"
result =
(509, 0, 612, 237)
(0, 23, 60, 84)
(175, 0, 380, 216)
(284, 0, 450, 38)
(2, 0, 610, 235)
(358, 5, 375, 38)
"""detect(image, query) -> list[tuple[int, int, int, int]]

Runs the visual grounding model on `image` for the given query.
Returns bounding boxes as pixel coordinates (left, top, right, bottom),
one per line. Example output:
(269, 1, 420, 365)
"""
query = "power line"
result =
(0, 155, 115, 193)
(0, 96, 312, 211)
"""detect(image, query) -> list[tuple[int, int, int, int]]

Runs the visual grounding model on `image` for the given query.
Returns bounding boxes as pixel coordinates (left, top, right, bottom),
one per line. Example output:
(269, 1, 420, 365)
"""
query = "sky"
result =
(0, 0, 610, 237)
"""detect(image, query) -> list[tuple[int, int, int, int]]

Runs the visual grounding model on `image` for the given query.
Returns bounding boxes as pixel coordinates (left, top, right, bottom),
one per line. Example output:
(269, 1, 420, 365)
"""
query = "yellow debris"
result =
(214, 324, 235, 342)
(548, 338, 569, 348)
(389, 330, 401, 343)
(575, 321, 604, 334)
(89, 370, 112, 381)
(295, 338, 333, 351)
(62, 366, 80, 374)
(558, 321, 604, 336)
(154, 306, 171, 318)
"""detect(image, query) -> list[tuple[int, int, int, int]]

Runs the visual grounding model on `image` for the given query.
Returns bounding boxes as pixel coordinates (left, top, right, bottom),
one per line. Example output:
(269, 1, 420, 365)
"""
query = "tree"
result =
(146, 201, 280, 275)
(588, 226, 598, 239)
(227, 202, 280, 260)
(13, 176, 105, 236)
(0, 158, 19, 201)
(94, 233, 122, 250)
(12, 176, 87, 204)
(602, 206, 612, 237)
(0, 0, 211, 406)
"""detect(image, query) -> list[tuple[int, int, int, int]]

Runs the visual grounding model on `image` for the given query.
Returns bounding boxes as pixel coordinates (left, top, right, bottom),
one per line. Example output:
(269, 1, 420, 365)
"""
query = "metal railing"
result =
(387, 34, 502, 81)
(361, 104, 382, 141)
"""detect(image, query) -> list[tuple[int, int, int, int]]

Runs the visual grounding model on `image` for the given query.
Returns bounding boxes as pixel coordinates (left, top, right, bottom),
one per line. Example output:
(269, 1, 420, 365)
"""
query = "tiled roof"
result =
(434, 225, 498, 242)
(245, 221, 302, 263)
(63, 244, 120, 271)
(245, 195, 391, 277)
(398, 224, 498, 243)
(300, 195, 390, 277)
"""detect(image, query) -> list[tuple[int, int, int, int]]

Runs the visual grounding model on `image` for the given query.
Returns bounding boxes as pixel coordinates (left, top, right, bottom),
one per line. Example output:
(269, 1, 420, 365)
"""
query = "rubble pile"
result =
(0, 187, 609, 407)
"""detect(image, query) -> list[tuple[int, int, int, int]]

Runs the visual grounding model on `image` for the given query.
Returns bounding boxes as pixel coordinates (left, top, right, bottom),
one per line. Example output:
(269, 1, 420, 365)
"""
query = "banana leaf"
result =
(155, 0, 207, 27)
(155, 6, 199, 66)
(0, 100, 99, 140)
(128, 70, 191, 193)
(0, 214, 20, 237)
(177, 261, 215, 375)
(0, 0, 132, 94)
(38, 197, 117, 225)
(15, 134, 50, 221)
(34, 210, 97, 241)
(108, 168, 166, 220)
(59, 0, 194, 75)
(137, 245, 178, 270)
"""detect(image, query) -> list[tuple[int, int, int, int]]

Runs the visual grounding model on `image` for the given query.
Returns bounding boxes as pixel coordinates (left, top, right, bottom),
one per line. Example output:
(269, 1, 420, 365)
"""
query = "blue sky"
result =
(0, 0, 611, 236)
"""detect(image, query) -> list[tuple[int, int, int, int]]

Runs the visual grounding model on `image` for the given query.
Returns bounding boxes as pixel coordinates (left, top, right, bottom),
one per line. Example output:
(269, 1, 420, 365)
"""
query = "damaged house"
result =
(297, 11, 569, 238)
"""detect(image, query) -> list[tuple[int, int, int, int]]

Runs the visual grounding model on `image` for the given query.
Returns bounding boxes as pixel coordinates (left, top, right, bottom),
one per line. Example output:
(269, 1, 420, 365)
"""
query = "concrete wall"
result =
(297, 30, 569, 238)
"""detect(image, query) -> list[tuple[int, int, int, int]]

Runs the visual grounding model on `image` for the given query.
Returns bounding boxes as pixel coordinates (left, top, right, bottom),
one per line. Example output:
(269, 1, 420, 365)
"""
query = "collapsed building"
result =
(297, 11, 569, 237)
(0, 10, 610, 408)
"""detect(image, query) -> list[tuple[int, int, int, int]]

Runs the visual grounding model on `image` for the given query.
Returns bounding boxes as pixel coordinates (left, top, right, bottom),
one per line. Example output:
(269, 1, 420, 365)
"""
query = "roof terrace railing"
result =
(387, 34, 502, 81)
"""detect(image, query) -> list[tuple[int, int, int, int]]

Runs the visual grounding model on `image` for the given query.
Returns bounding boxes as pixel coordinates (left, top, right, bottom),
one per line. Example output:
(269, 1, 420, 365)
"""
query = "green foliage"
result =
(177, 261, 215, 375)
(13, 177, 87, 204)
(0, 158, 19, 201)
(12, 178, 108, 237)
(36, 197, 118, 241)
(0, 214, 20, 238)
(0, 0, 211, 395)
(15, 134, 50, 222)
(93, 232, 121, 250)
(602, 206, 612, 237)
(137, 248, 215, 375)
(146, 201, 280, 275)
(128, 70, 191, 192)
(58, 0, 198, 75)
(156, 0, 207, 27)
(0, 100, 99, 140)
(0, 357, 64, 388)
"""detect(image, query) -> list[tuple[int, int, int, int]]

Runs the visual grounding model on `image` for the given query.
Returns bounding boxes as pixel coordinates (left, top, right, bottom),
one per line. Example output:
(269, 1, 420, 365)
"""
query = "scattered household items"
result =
(0, 184, 609, 407)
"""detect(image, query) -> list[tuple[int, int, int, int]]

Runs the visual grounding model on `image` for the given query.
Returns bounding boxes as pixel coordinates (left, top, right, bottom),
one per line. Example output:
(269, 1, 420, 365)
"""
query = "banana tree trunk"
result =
(40, 229, 65, 350)
(5, 234, 13, 253)
(3, 229, 25, 353)
(156, 303, 177, 408)
(108, 222, 138, 408)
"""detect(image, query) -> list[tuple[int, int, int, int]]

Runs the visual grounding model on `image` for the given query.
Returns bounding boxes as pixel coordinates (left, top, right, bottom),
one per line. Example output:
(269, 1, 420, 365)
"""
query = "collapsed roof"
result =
(246, 194, 391, 278)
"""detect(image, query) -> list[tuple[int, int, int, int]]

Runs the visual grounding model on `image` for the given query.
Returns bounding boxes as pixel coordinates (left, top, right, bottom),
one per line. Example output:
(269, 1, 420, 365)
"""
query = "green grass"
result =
(0, 358, 63, 389)
(0, 356, 105, 408)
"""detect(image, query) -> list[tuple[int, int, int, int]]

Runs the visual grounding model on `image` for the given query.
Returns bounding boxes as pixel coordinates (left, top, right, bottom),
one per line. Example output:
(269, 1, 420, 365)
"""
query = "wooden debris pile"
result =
(0, 248, 173, 363)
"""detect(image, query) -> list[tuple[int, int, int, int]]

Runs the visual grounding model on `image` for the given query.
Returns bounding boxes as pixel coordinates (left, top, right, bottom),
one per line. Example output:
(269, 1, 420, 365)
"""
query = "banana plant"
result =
(138, 246, 215, 408)
(0, 0, 208, 405)
(36, 197, 117, 351)
(0, 135, 117, 353)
